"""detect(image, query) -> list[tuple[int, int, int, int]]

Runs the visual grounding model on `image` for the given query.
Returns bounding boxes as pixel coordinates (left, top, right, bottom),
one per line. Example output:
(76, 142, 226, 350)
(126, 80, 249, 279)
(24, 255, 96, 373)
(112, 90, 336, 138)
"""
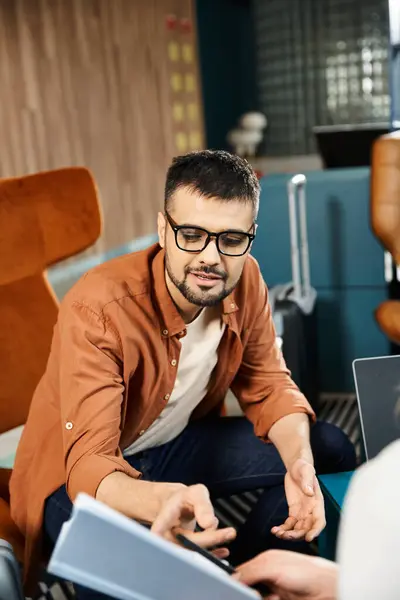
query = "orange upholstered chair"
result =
(0, 167, 102, 564)
(371, 131, 400, 343)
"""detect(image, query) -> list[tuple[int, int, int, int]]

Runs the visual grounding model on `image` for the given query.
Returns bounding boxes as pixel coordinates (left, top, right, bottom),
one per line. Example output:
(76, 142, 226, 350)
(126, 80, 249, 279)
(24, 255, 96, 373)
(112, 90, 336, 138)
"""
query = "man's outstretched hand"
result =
(151, 483, 236, 559)
(237, 549, 338, 600)
(271, 458, 326, 543)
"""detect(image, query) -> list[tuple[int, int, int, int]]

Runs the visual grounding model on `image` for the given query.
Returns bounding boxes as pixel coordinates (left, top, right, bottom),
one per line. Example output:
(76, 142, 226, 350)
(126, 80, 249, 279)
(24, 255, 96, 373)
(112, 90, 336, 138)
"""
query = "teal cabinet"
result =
(316, 288, 389, 392)
(252, 168, 386, 288)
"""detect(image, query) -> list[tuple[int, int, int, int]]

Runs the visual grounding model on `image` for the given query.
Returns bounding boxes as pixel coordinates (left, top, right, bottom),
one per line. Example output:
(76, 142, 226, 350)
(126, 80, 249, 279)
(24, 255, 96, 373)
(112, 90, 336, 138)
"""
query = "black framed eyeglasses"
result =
(165, 211, 256, 257)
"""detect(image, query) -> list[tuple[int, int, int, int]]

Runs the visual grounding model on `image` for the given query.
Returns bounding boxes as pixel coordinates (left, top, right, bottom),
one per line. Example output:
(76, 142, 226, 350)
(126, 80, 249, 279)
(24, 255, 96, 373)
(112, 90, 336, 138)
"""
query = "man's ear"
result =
(157, 211, 166, 248)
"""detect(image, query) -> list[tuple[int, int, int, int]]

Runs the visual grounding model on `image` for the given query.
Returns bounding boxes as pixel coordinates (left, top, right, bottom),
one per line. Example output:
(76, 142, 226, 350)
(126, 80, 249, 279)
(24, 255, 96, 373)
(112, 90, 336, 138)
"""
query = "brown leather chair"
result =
(0, 167, 101, 569)
(371, 131, 400, 343)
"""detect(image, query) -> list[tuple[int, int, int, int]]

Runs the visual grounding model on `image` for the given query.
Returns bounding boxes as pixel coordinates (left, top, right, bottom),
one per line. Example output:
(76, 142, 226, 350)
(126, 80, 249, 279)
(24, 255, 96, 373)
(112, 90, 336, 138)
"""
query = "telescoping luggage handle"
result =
(287, 174, 311, 301)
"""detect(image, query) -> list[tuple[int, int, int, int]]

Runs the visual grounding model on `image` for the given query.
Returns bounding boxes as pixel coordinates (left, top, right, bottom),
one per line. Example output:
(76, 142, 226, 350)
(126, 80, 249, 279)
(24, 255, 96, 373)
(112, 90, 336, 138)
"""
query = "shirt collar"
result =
(151, 245, 239, 337)
(152, 248, 186, 337)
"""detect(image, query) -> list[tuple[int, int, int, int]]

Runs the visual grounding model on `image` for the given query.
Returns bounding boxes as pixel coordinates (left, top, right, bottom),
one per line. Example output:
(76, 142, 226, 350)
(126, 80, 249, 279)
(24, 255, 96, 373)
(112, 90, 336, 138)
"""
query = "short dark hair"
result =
(164, 150, 260, 218)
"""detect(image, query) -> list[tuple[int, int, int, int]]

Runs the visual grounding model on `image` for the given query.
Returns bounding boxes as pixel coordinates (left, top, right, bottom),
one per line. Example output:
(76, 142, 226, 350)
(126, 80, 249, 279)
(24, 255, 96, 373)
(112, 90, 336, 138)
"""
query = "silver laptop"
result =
(353, 355, 400, 460)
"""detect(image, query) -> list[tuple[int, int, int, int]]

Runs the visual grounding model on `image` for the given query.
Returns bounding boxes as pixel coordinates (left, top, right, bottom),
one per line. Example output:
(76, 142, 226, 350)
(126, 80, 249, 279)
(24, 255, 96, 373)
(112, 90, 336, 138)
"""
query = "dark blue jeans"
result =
(44, 417, 356, 599)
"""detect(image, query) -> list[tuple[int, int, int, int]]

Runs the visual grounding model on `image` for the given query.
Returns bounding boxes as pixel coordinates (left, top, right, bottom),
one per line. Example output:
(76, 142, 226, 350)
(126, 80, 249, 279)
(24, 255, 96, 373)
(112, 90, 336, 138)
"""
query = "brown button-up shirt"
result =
(10, 244, 314, 585)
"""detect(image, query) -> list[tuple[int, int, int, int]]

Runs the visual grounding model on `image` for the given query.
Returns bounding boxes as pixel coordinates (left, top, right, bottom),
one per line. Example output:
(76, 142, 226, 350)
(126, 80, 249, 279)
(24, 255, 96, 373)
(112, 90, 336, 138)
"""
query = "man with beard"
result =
(11, 150, 356, 599)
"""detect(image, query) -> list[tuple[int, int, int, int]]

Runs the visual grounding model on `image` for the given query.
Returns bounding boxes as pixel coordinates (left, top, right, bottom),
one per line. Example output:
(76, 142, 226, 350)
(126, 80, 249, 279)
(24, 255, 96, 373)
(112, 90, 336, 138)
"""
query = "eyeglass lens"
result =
(176, 227, 250, 256)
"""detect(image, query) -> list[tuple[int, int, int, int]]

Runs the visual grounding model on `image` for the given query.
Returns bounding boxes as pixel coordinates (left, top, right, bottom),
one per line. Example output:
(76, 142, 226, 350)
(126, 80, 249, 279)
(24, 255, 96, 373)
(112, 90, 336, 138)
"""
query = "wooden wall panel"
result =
(0, 0, 204, 255)
(164, 0, 205, 155)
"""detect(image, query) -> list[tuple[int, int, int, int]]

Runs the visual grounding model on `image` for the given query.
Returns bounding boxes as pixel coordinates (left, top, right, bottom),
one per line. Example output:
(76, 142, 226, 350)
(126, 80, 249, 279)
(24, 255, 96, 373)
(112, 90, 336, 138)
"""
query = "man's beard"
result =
(165, 252, 236, 307)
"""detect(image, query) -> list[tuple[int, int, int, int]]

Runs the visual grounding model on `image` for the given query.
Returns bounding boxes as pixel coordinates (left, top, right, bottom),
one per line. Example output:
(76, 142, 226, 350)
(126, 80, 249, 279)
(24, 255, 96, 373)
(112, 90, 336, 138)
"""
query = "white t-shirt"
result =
(124, 306, 225, 456)
(338, 439, 400, 599)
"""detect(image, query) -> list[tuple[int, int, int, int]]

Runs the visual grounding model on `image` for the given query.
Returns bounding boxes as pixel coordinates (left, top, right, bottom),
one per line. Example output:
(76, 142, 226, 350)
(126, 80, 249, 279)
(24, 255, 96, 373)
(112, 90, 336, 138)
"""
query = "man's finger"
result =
(151, 484, 218, 536)
(183, 526, 237, 548)
(212, 547, 230, 559)
(279, 528, 306, 540)
(294, 518, 306, 530)
(151, 493, 184, 535)
(300, 514, 313, 532)
(278, 518, 306, 540)
(271, 515, 297, 536)
(305, 491, 326, 542)
(305, 512, 326, 542)
(187, 484, 219, 531)
(305, 528, 319, 542)
(151, 488, 198, 536)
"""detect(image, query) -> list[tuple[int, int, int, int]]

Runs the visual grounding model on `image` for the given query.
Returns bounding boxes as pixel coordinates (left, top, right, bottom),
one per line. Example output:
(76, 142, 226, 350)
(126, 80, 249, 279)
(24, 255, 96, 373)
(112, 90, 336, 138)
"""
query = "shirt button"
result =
(230, 303, 236, 309)
(162, 329, 169, 336)
(139, 429, 146, 436)
(171, 359, 177, 367)
(164, 393, 170, 400)
(65, 422, 73, 430)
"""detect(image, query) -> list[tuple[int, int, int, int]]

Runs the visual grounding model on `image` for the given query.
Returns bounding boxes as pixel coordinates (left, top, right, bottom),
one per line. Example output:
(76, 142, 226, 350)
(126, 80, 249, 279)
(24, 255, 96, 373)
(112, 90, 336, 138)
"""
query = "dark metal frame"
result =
(164, 211, 256, 257)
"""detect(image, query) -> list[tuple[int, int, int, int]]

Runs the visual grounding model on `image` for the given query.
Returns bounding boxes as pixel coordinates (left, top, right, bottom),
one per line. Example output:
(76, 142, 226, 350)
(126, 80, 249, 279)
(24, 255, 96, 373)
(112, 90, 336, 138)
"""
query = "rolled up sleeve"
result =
(231, 283, 315, 440)
(58, 300, 140, 501)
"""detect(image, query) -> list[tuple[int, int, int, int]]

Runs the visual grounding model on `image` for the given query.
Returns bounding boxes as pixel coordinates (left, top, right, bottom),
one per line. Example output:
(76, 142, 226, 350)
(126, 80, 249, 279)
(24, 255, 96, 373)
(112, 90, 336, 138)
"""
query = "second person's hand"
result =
(237, 549, 338, 600)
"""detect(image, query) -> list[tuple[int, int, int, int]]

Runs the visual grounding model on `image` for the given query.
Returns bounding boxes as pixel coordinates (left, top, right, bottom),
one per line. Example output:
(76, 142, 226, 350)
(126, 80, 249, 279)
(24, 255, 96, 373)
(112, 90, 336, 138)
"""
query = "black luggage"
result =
(269, 174, 320, 411)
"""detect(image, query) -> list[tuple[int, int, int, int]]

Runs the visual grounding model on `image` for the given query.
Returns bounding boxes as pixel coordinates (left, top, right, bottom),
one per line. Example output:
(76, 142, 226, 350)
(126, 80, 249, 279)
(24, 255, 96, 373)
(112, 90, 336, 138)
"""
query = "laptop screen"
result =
(353, 356, 400, 460)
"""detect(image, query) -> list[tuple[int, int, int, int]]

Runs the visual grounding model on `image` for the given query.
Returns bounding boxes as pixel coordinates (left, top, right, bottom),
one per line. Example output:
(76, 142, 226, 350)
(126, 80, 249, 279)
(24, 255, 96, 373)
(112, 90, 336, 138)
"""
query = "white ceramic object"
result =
(239, 111, 268, 131)
(227, 111, 267, 156)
